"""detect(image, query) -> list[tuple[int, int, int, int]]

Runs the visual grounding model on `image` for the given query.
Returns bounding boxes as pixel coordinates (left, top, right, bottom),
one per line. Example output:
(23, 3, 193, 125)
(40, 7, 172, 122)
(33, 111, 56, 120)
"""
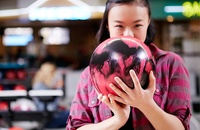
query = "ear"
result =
(148, 19, 151, 25)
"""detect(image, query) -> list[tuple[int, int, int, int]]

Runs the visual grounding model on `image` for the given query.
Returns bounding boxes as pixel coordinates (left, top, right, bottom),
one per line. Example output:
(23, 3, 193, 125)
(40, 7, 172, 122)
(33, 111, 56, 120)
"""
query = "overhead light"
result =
(0, 0, 48, 17)
(0, 0, 105, 19)
(164, 6, 184, 13)
(29, 7, 91, 21)
(0, 8, 26, 17)
(166, 15, 174, 22)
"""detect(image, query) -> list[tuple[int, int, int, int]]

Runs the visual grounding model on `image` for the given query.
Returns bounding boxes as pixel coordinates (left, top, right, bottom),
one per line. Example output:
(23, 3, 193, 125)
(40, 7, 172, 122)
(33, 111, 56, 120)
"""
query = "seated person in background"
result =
(32, 62, 70, 128)
(32, 62, 64, 111)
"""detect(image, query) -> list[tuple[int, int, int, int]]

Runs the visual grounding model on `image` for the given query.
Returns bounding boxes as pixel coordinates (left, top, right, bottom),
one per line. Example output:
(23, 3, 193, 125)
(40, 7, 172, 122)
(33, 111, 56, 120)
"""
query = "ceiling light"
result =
(0, 0, 48, 17)
(0, 8, 26, 17)
(164, 6, 184, 13)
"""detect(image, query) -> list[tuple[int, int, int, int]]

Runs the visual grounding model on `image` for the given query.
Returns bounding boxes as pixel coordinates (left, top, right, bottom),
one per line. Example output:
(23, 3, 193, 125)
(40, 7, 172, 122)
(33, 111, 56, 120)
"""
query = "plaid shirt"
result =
(66, 44, 191, 130)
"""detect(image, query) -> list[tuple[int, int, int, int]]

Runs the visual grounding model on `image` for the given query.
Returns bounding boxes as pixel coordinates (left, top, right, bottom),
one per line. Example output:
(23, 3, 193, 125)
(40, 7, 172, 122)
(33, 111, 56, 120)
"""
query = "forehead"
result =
(108, 3, 149, 22)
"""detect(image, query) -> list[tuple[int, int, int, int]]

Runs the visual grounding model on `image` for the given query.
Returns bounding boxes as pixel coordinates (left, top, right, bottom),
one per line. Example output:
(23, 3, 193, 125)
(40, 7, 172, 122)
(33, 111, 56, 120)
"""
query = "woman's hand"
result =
(98, 93, 130, 127)
(109, 70, 156, 110)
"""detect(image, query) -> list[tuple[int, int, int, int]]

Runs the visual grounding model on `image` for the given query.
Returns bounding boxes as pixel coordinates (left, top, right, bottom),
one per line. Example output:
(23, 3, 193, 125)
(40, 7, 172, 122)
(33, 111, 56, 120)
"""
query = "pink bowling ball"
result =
(89, 36, 155, 96)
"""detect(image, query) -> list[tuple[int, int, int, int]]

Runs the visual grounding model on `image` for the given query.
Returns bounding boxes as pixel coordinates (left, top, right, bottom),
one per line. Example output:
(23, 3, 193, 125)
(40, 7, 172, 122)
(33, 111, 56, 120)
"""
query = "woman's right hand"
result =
(98, 93, 130, 128)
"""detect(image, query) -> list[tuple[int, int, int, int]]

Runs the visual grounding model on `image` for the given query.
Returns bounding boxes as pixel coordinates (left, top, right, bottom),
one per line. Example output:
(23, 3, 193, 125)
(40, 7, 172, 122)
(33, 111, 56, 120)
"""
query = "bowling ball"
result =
(0, 85, 3, 90)
(14, 84, 26, 90)
(0, 101, 8, 111)
(9, 127, 24, 130)
(11, 98, 37, 111)
(16, 69, 26, 79)
(6, 70, 16, 79)
(89, 36, 155, 96)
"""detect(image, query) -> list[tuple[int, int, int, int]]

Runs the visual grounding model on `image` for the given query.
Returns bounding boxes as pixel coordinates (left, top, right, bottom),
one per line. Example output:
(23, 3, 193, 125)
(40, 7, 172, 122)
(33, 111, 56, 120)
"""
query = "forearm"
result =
(140, 100, 185, 130)
(77, 116, 122, 130)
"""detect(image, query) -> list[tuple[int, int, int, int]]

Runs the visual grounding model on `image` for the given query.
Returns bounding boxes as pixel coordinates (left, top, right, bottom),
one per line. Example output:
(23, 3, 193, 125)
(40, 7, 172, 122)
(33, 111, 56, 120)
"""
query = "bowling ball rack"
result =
(0, 63, 65, 130)
(0, 90, 64, 130)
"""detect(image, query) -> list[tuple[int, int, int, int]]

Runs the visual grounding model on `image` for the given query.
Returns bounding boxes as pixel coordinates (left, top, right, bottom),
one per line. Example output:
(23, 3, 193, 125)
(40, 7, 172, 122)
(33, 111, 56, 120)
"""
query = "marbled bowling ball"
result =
(89, 36, 155, 96)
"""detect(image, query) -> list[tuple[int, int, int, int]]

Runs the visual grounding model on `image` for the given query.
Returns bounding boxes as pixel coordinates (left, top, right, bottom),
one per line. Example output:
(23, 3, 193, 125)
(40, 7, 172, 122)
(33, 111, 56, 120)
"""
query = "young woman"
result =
(32, 62, 64, 111)
(66, 0, 191, 130)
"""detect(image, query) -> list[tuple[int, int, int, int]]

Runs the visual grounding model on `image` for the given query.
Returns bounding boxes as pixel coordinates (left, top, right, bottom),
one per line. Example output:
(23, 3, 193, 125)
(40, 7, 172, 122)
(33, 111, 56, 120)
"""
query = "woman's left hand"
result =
(98, 93, 130, 128)
(109, 70, 156, 110)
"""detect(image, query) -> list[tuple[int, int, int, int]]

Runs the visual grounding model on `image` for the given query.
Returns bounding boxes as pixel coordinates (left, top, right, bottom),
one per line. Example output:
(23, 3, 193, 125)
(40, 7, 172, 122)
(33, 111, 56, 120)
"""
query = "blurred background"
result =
(0, 0, 199, 130)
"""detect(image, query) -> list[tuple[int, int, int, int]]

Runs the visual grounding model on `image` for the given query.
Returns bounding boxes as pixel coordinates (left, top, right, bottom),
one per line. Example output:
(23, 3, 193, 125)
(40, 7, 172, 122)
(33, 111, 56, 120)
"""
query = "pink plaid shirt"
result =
(66, 44, 191, 130)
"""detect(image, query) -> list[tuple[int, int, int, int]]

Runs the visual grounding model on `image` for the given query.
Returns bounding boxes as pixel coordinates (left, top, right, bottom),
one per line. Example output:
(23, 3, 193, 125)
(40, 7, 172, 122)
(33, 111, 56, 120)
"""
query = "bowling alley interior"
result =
(0, 0, 199, 130)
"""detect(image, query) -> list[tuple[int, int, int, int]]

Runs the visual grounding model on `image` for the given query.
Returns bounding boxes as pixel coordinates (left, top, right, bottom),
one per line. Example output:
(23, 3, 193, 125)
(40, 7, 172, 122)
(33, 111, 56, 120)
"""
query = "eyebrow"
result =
(114, 19, 143, 24)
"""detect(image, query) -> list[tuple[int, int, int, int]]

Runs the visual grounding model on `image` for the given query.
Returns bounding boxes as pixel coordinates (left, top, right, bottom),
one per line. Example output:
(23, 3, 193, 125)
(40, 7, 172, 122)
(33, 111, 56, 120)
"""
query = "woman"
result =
(32, 62, 63, 111)
(32, 62, 70, 128)
(66, 0, 191, 130)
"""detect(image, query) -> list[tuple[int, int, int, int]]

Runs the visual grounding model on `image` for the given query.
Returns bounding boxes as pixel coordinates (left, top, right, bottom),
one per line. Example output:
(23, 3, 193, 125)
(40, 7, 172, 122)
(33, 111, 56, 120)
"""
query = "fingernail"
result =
(97, 93, 102, 99)
(114, 76, 119, 81)
(130, 69, 135, 75)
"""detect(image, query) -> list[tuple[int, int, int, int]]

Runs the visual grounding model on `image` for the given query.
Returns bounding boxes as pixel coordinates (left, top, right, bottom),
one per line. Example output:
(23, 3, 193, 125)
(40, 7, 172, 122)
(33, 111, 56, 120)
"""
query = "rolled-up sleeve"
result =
(154, 52, 191, 130)
(66, 67, 97, 130)
(167, 55, 191, 129)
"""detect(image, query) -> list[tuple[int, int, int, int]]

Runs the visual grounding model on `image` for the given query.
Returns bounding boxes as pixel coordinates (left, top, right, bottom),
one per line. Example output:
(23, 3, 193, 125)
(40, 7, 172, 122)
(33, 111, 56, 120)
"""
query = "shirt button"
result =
(91, 100, 95, 104)
(156, 89, 159, 92)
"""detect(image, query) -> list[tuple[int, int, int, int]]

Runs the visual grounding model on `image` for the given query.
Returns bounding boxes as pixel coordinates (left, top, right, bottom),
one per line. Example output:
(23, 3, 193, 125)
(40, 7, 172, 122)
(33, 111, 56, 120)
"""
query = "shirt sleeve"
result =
(166, 53, 191, 130)
(66, 67, 95, 130)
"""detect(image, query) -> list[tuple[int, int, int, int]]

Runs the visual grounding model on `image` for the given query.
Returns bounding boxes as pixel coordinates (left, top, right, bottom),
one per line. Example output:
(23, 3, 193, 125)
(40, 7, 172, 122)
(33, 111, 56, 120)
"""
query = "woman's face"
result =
(107, 3, 150, 42)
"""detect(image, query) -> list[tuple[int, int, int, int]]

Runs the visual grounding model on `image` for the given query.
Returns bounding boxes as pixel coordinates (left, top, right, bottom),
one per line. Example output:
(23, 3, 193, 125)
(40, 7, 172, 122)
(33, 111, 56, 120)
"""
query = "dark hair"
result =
(96, 0, 156, 46)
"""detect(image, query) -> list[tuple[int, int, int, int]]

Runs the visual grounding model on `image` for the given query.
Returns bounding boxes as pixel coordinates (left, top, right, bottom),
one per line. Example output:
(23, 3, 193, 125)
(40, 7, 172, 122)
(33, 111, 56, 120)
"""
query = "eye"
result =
(134, 24, 142, 28)
(115, 25, 123, 29)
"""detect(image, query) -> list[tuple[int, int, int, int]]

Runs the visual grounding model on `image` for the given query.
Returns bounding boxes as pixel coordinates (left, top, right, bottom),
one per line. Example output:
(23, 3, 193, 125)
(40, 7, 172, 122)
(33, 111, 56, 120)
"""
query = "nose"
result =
(123, 28, 134, 37)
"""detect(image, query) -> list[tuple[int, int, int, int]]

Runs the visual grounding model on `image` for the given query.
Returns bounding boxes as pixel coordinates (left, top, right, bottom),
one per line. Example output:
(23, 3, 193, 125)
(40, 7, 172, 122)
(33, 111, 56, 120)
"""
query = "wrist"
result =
(138, 98, 157, 113)
(112, 115, 126, 129)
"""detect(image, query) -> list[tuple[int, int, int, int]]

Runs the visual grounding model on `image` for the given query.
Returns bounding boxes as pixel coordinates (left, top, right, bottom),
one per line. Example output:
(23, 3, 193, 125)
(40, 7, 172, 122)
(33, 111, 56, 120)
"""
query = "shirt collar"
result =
(149, 43, 167, 61)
